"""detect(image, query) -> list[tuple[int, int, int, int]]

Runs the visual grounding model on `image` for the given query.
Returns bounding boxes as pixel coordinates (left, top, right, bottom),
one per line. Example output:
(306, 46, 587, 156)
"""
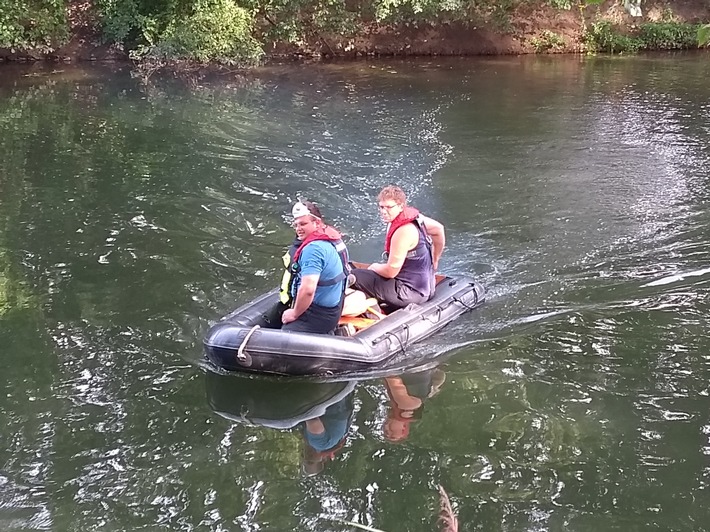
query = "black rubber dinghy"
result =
(203, 274, 485, 377)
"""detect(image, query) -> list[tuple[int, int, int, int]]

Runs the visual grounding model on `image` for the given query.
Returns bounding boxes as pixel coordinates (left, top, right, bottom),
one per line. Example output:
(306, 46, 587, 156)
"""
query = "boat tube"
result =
(203, 274, 485, 377)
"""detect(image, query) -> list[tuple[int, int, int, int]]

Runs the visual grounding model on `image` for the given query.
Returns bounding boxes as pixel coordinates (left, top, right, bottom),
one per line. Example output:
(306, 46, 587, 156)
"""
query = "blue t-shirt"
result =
(291, 240, 345, 308)
(303, 397, 352, 452)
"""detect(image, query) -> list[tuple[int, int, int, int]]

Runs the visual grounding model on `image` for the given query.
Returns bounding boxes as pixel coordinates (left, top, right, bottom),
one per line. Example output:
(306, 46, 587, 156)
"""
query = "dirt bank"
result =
(1, 0, 709, 64)
(296, 0, 710, 58)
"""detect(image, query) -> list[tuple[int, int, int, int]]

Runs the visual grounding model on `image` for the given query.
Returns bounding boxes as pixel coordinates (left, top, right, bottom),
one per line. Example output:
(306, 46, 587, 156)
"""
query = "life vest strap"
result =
(317, 271, 346, 286)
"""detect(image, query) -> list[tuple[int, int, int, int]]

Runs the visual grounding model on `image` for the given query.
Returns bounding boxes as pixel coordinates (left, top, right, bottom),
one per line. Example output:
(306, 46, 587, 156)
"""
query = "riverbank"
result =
(1, 0, 708, 65)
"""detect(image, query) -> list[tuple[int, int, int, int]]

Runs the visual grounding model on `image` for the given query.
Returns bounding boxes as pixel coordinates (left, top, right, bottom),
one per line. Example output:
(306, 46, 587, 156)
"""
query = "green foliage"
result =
(546, 0, 572, 10)
(97, 0, 262, 65)
(585, 19, 702, 53)
(140, 0, 263, 64)
(242, 0, 359, 44)
(0, 0, 68, 51)
(584, 20, 642, 54)
(5, 0, 709, 63)
(530, 30, 565, 52)
(638, 21, 700, 50)
(485, 0, 521, 32)
(96, 0, 193, 44)
(244, 0, 519, 42)
(95, 0, 524, 60)
(545, 0, 604, 11)
(370, 0, 468, 22)
(700, 24, 710, 46)
(658, 5, 678, 23)
(95, 0, 139, 43)
(546, 0, 606, 10)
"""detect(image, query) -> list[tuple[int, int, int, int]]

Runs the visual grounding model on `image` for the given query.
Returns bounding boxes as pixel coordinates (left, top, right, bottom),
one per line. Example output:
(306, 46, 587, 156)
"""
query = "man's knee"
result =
(352, 268, 380, 294)
(351, 268, 369, 286)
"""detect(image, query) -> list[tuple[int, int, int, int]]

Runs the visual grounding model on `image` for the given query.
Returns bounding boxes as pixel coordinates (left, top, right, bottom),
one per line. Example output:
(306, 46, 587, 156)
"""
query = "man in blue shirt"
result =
(281, 201, 348, 334)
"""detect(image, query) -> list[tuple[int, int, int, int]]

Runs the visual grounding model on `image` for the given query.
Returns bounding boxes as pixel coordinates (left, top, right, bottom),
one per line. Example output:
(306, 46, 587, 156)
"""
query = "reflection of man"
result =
(383, 368, 446, 442)
(301, 394, 354, 476)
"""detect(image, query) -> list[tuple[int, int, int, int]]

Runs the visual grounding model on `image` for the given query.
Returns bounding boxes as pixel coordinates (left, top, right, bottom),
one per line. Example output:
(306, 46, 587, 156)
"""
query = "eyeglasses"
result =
(378, 203, 400, 211)
(292, 219, 317, 228)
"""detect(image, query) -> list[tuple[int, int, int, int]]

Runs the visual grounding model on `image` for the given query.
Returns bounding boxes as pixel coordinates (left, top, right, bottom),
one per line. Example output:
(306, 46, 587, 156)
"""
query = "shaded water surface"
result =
(1, 55, 710, 530)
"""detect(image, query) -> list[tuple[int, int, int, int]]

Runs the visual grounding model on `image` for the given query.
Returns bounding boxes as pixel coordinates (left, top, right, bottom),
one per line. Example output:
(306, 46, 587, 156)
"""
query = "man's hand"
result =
(282, 309, 298, 324)
(282, 274, 318, 325)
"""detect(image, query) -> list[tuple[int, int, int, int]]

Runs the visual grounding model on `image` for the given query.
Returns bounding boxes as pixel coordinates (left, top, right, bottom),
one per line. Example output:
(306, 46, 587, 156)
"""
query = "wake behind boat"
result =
(203, 268, 485, 377)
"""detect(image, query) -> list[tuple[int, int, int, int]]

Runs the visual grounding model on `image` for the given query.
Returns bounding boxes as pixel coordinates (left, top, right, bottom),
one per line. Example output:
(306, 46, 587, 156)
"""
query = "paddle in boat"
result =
(203, 262, 485, 377)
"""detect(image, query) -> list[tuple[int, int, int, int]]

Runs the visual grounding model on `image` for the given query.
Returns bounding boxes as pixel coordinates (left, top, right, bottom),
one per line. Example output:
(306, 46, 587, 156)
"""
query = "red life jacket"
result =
(382, 206, 434, 298)
(384, 207, 421, 254)
(294, 226, 343, 261)
(383, 383, 424, 442)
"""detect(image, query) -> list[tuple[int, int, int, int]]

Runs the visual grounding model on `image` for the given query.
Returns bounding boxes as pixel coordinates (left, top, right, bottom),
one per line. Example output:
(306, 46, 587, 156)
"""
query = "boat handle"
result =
(425, 306, 443, 323)
(237, 325, 260, 365)
(453, 296, 478, 311)
(381, 325, 409, 355)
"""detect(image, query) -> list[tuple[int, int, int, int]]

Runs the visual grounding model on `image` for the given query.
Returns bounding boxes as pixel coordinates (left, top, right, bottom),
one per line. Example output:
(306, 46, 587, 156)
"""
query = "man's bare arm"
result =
(282, 274, 318, 323)
(421, 215, 445, 270)
(368, 225, 418, 278)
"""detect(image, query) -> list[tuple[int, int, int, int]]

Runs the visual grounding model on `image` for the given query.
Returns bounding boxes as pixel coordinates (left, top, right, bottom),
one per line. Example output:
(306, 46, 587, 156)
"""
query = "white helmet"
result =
(291, 201, 320, 220)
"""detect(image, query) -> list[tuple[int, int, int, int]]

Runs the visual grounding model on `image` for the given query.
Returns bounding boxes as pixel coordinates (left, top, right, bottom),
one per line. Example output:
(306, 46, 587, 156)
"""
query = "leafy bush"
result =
(638, 21, 700, 50)
(0, 0, 68, 52)
(371, 0, 468, 22)
(8, 0, 707, 63)
(700, 24, 710, 46)
(96, 0, 193, 45)
(546, 0, 572, 9)
(95, 0, 140, 43)
(530, 30, 565, 52)
(240, 0, 359, 44)
(585, 20, 702, 53)
(153, 0, 263, 64)
(241, 0, 482, 44)
(97, 0, 262, 65)
(585, 20, 642, 54)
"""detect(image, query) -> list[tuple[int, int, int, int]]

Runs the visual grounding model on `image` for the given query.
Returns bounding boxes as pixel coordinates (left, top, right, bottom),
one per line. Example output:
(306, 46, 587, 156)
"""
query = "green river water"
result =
(1, 54, 710, 531)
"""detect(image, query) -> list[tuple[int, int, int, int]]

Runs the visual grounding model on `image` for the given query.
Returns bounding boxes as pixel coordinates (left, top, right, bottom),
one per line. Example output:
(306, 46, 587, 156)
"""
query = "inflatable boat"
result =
(203, 272, 485, 377)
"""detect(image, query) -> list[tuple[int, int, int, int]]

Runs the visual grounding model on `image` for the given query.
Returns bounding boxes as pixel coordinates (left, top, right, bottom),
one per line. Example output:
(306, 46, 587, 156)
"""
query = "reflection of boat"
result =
(206, 372, 356, 429)
(203, 273, 485, 377)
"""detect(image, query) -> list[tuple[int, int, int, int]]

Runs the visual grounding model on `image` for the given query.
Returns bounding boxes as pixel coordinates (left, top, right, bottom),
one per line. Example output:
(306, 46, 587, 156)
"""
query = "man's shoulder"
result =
(302, 239, 338, 258)
(392, 222, 419, 243)
(419, 214, 444, 232)
(306, 239, 337, 250)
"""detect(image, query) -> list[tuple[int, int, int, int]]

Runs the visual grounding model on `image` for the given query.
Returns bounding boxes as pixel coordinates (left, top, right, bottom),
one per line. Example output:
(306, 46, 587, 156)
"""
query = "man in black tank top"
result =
(351, 185, 446, 311)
